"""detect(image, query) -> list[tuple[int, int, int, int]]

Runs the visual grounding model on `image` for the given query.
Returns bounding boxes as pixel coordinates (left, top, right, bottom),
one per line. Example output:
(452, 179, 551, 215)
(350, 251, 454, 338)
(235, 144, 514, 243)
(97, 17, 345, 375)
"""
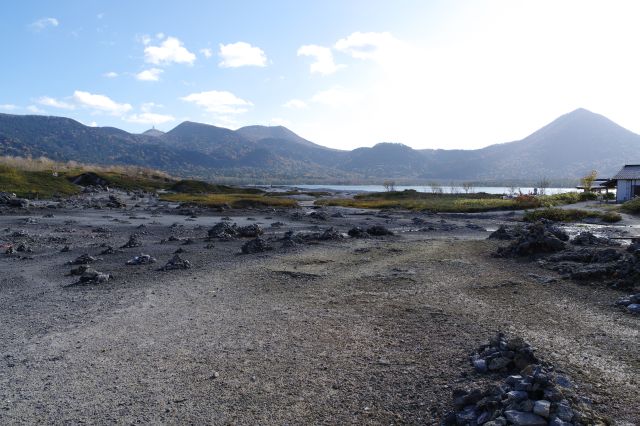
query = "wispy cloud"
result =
(334, 31, 399, 60)
(72, 90, 132, 115)
(144, 36, 196, 65)
(26, 105, 46, 114)
(283, 99, 307, 109)
(29, 17, 59, 32)
(297, 45, 344, 75)
(103, 71, 118, 78)
(311, 87, 359, 107)
(200, 48, 213, 58)
(124, 112, 175, 125)
(135, 68, 163, 82)
(181, 90, 252, 115)
(37, 96, 75, 110)
(218, 42, 267, 68)
(0, 104, 19, 111)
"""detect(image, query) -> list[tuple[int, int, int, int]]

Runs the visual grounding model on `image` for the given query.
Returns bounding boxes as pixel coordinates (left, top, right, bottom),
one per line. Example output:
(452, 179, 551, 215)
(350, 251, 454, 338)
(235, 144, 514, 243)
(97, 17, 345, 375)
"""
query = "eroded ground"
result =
(0, 192, 638, 424)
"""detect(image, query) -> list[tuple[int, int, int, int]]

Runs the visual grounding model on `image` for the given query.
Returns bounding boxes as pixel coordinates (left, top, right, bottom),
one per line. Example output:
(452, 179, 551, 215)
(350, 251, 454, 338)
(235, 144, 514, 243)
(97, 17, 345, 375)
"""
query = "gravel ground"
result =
(0, 191, 638, 424)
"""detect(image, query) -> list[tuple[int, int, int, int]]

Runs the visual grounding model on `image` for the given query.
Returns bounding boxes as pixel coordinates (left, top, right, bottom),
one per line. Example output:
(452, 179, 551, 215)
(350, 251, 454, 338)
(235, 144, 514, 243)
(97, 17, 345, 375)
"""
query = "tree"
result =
(580, 170, 598, 191)
(462, 182, 475, 194)
(383, 180, 396, 192)
(430, 182, 443, 194)
(537, 177, 550, 195)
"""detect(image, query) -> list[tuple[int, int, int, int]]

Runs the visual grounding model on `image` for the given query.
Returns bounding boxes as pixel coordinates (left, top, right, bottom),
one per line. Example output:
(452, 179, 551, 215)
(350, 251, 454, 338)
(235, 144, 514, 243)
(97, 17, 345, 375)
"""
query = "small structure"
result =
(576, 178, 615, 195)
(612, 165, 640, 203)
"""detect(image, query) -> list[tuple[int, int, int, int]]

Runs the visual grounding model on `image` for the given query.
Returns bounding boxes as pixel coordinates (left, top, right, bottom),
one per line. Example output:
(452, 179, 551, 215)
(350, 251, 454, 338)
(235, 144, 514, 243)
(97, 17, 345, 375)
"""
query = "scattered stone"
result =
(68, 265, 90, 276)
(126, 254, 157, 265)
(60, 245, 71, 252)
(488, 225, 520, 240)
(16, 243, 32, 253)
(77, 268, 112, 284)
(106, 195, 126, 208)
(616, 294, 640, 314)
(308, 211, 329, 221)
(0, 193, 29, 208)
(572, 231, 615, 246)
(496, 221, 566, 257)
(470, 333, 538, 374)
(241, 237, 273, 254)
(121, 233, 143, 248)
(68, 254, 98, 265)
(366, 225, 394, 236)
(100, 246, 118, 255)
(444, 333, 608, 425)
(270, 221, 285, 228)
(348, 227, 369, 238)
(207, 222, 238, 240)
(161, 254, 191, 271)
(237, 224, 264, 238)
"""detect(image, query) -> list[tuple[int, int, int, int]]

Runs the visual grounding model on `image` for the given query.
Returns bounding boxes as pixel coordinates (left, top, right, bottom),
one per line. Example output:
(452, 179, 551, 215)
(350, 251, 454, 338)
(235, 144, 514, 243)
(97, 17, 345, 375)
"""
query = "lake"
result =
(280, 184, 574, 195)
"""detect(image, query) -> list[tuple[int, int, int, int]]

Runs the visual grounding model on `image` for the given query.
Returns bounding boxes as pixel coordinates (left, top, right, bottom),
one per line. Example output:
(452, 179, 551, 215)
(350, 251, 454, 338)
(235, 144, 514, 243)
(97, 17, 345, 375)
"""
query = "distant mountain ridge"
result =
(0, 108, 638, 183)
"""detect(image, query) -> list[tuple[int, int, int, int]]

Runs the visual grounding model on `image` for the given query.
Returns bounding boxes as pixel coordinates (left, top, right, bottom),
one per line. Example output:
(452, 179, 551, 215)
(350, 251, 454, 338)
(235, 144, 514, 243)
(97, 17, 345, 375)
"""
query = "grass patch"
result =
(159, 193, 298, 209)
(67, 171, 173, 192)
(269, 190, 332, 197)
(621, 198, 640, 214)
(523, 208, 622, 223)
(0, 164, 81, 198)
(315, 189, 586, 213)
(169, 179, 264, 195)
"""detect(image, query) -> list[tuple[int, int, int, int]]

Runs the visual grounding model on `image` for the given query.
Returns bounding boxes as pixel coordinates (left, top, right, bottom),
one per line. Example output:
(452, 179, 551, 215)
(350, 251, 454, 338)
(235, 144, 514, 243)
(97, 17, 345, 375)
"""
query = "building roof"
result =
(612, 165, 640, 180)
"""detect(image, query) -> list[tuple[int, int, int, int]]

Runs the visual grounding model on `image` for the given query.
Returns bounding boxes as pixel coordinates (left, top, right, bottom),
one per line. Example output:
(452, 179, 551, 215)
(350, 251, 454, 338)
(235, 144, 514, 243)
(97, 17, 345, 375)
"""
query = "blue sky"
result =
(2, 1, 640, 150)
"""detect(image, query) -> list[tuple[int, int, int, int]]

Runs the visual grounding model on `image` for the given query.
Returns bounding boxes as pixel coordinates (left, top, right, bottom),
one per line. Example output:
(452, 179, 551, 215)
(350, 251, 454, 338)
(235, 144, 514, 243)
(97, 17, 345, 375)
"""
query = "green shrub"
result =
(524, 208, 621, 223)
(621, 198, 640, 214)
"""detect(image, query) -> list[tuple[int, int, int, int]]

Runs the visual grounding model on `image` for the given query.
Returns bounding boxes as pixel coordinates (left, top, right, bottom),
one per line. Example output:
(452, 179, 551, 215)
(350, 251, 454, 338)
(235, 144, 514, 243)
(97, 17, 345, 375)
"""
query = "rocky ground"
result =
(0, 190, 638, 424)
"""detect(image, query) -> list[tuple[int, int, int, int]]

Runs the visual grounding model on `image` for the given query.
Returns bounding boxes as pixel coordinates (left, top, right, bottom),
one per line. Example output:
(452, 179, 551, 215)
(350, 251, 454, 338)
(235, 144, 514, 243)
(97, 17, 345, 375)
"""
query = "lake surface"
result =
(284, 184, 574, 195)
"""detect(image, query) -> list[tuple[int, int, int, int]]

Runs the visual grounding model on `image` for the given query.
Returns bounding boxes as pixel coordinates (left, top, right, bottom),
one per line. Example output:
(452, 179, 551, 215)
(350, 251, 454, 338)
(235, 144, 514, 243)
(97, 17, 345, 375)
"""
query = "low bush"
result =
(621, 198, 640, 214)
(159, 193, 298, 209)
(524, 208, 622, 223)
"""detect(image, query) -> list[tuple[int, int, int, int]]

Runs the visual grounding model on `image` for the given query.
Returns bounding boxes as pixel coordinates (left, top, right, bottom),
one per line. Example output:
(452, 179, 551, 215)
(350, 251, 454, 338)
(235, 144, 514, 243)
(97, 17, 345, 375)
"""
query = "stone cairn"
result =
(442, 333, 609, 425)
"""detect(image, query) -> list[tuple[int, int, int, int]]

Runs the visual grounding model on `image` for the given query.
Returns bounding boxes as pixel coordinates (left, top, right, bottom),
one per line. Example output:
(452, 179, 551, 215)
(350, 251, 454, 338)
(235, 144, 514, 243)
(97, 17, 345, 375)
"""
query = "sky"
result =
(2, 0, 640, 150)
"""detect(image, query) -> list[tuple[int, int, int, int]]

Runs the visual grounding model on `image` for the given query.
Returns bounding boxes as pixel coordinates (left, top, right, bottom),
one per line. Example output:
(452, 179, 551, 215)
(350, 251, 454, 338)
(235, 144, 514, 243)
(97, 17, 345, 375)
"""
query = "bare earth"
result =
(0, 192, 638, 424)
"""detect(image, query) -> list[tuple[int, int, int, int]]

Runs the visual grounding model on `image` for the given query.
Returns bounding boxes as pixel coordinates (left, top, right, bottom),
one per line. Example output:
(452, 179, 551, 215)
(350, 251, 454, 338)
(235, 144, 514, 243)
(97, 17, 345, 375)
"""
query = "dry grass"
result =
(159, 193, 298, 209)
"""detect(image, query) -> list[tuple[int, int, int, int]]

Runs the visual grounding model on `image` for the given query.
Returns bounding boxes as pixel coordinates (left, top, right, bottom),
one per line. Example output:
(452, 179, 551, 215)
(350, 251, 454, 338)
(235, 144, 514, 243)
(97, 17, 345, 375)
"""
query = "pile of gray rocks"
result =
(443, 333, 608, 425)
(615, 293, 640, 314)
(494, 221, 568, 257)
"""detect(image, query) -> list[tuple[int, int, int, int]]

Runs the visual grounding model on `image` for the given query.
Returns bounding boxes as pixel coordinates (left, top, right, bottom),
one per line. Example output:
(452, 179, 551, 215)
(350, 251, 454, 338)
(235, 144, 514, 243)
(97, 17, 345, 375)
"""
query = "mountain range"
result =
(0, 108, 638, 184)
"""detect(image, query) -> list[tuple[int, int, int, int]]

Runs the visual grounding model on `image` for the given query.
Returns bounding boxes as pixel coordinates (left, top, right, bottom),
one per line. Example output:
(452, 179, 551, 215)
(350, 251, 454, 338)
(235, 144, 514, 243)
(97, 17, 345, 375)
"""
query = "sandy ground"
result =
(0, 191, 638, 424)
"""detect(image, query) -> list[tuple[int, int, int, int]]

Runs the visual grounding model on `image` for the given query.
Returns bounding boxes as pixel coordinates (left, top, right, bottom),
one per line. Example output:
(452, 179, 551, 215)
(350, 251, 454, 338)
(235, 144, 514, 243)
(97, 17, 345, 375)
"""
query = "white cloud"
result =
(334, 31, 400, 60)
(26, 105, 46, 114)
(200, 48, 213, 58)
(218, 42, 267, 68)
(37, 96, 75, 110)
(297, 45, 344, 75)
(144, 36, 196, 65)
(124, 112, 175, 125)
(0, 104, 18, 111)
(311, 87, 359, 108)
(72, 90, 132, 115)
(140, 102, 163, 112)
(181, 90, 252, 115)
(283, 99, 307, 109)
(270, 117, 291, 127)
(103, 71, 118, 78)
(29, 17, 59, 31)
(135, 68, 163, 81)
